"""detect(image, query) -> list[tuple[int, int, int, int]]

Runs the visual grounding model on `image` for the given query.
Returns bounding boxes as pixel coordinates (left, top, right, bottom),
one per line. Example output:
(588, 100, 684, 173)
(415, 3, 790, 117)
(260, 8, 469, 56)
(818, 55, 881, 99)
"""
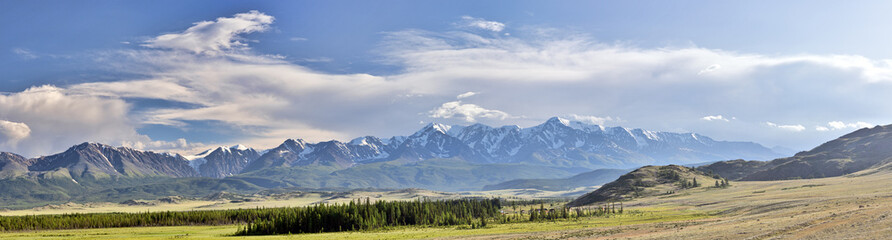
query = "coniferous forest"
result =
(0, 198, 637, 236)
(0, 198, 501, 234)
(235, 198, 501, 235)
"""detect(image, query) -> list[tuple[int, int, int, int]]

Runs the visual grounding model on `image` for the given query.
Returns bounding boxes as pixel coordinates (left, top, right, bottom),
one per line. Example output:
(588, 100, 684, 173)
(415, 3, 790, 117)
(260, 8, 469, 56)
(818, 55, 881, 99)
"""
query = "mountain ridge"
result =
(698, 124, 890, 181)
(230, 117, 784, 174)
(0, 117, 786, 180)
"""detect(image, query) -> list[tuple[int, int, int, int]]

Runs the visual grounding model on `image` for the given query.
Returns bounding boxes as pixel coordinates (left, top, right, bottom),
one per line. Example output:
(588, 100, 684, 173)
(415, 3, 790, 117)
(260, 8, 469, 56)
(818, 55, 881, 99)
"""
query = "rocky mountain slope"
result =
(185, 145, 260, 178)
(28, 142, 197, 179)
(699, 124, 892, 181)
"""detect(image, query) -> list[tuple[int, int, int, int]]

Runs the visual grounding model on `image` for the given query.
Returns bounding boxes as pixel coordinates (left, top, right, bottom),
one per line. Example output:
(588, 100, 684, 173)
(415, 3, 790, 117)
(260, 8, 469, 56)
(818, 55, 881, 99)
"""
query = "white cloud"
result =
(697, 64, 721, 75)
(456, 91, 478, 99)
(12, 48, 37, 60)
(567, 114, 613, 125)
(822, 121, 873, 131)
(816, 126, 830, 131)
(290, 37, 308, 41)
(144, 10, 274, 54)
(299, 57, 333, 63)
(460, 16, 505, 32)
(428, 101, 510, 122)
(766, 122, 805, 132)
(0, 120, 31, 147)
(0, 85, 140, 156)
(701, 115, 730, 122)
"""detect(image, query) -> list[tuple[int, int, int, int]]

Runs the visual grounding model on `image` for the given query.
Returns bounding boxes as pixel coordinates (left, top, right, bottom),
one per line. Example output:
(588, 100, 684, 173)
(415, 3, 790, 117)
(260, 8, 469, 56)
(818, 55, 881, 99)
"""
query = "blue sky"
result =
(2, 0, 892, 157)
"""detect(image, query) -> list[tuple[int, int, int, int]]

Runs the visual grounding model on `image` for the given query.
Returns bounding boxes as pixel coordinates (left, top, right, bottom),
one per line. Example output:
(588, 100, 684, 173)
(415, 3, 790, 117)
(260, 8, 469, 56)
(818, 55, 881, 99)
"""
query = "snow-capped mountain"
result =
(0, 117, 785, 179)
(27, 142, 198, 179)
(240, 136, 404, 173)
(186, 145, 260, 178)
(238, 117, 784, 173)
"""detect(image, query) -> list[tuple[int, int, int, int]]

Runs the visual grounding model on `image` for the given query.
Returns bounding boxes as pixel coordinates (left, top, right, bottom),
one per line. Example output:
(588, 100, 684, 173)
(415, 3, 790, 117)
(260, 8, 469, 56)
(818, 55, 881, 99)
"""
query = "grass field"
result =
(0, 207, 709, 239)
(5, 168, 892, 239)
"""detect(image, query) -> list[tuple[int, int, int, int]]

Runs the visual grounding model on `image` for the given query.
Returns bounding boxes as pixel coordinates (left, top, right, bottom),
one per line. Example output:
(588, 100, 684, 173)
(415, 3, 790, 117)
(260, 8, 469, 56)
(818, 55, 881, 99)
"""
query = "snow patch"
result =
(188, 157, 207, 171)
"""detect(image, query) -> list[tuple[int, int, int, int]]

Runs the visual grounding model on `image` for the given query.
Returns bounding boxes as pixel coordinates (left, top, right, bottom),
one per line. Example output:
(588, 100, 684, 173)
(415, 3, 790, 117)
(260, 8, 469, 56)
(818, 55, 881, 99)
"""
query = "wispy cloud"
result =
(701, 115, 730, 122)
(819, 121, 874, 131)
(567, 114, 613, 125)
(456, 91, 478, 99)
(428, 100, 510, 122)
(697, 64, 721, 75)
(12, 48, 38, 60)
(460, 16, 505, 32)
(766, 122, 805, 132)
(144, 10, 274, 54)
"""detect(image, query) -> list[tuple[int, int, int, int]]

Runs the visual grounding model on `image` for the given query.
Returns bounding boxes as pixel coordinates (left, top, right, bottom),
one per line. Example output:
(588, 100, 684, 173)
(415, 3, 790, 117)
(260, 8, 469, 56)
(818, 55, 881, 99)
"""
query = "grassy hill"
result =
(699, 124, 892, 181)
(567, 165, 722, 207)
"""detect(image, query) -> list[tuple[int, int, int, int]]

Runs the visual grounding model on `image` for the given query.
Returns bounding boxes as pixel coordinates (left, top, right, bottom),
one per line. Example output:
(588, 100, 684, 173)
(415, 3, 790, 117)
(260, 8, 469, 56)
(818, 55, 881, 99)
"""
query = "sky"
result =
(2, 0, 892, 157)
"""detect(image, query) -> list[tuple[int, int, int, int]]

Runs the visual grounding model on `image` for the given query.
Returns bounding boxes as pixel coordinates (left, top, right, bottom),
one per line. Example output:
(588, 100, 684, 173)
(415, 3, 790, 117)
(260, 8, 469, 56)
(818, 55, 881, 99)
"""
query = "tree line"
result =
(0, 198, 500, 234)
(235, 198, 501, 235)
(0, 208, 275, 231)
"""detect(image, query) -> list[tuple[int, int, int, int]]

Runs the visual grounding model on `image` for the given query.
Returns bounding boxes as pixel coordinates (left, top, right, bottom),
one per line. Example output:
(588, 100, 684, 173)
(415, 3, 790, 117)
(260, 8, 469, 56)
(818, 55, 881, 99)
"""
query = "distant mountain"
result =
(699, 124, 891, 181)
(0, 152, 30, 178)
(482, 168, 630, 191)
(185, 145, 260, 178)
(240, 137, 401, 173)
(234, 158, 583, 191)
(28, 142, 197, 179)
(239, 117, 784, 172)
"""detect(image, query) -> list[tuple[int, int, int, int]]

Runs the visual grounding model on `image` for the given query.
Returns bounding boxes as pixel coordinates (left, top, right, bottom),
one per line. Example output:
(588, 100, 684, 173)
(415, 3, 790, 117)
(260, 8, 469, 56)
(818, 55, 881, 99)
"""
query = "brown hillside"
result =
(567, 165, 722, 207)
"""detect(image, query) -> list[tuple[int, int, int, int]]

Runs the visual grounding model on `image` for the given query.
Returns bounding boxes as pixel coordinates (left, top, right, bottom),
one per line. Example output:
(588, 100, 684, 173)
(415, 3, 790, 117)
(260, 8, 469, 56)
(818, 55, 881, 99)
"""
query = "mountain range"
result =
(0, 117, 784, 181)
(0, 117, 788, 208)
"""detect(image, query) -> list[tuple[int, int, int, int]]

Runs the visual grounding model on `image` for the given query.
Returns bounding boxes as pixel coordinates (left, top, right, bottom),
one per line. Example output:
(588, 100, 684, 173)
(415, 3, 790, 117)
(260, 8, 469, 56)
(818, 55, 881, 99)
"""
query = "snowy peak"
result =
(230, 144, 249, 151)
(186, 144, 261, 178)
(414, 123, 452, 136)
(540, 117, 571, 128)
(349, 136, 382, 146)
(567, 121, 605, 132)
(29, 143, 197, 178)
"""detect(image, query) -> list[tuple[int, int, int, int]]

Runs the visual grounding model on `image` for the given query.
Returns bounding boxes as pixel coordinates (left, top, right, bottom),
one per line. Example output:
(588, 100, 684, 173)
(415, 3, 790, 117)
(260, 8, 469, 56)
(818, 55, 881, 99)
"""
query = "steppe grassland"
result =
(5, 170, 892, 239)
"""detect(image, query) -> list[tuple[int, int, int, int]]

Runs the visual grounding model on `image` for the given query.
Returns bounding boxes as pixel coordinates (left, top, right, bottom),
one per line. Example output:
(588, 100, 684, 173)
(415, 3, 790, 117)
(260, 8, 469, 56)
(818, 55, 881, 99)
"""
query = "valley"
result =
(2, 123, 892, 239)
(4, 3, 888, 239)
(3, 166, 892, 239)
